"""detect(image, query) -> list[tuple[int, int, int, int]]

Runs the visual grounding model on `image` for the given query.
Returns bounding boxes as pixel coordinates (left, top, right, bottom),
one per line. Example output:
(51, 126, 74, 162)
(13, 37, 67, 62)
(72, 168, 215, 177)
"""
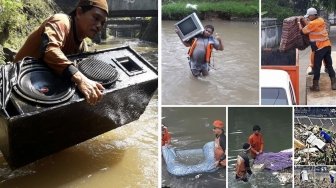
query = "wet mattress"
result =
(162, 141, 218, 176)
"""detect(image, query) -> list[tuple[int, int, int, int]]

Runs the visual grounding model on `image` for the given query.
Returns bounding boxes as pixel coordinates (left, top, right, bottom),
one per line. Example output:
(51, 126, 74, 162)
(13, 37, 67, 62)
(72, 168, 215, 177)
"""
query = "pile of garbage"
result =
(294, 123, 336, 165)
(294, 174, 315, 188)
(315, 175, 334, 188)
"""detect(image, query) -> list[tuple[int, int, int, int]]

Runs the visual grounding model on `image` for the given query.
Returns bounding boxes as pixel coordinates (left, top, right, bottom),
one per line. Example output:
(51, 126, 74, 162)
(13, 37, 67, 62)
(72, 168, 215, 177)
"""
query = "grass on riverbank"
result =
(0, 0, 57, 63)
(162, 1, 258, 20)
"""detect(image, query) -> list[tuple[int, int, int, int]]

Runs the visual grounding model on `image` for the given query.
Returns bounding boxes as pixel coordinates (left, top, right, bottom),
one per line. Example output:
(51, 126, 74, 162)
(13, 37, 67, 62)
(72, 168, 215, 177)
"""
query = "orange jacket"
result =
(302, 17, 331, 49)
(187, 38, 213, 63)
(162, 127, 171, 146)
(248, 133, 264, 159)
(14, 13, 87, 75)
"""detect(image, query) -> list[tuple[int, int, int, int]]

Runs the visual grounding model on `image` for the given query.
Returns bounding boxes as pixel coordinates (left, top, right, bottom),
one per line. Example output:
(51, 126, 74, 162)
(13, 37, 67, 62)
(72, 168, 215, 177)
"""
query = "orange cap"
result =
(77, 0, 108, 14)
(213, 120, 224, 128)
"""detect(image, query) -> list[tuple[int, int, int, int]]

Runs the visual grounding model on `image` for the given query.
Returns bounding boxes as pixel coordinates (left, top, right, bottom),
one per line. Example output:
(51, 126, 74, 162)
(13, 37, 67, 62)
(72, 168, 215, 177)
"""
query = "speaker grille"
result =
(78, 58, 119, 86)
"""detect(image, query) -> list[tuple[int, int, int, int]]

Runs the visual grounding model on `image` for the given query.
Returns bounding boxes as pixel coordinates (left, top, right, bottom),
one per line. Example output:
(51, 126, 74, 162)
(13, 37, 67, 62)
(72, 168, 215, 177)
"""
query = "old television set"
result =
(175, 12, 204, 42)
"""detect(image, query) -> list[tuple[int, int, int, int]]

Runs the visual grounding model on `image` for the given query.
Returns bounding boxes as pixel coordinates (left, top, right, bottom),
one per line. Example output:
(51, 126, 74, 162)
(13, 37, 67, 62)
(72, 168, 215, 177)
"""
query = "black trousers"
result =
(313, 46, 336, 80)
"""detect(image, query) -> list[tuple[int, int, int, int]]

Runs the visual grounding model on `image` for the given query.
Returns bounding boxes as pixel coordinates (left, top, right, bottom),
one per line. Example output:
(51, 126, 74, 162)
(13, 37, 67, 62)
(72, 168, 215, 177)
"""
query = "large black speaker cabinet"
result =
(0, 46, 158, 168)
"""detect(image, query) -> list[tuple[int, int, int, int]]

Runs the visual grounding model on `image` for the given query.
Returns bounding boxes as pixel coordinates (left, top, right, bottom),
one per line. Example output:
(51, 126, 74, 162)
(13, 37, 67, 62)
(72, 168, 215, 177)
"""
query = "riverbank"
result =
(0, 0, 58, 63)
(162, 1, 258, 21)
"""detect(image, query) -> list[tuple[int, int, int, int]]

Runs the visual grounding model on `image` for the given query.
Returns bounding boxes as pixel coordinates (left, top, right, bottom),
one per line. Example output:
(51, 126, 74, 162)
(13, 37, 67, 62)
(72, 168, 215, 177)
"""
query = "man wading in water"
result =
(212, 120, 226, 167)
(177, 25, 224, 77)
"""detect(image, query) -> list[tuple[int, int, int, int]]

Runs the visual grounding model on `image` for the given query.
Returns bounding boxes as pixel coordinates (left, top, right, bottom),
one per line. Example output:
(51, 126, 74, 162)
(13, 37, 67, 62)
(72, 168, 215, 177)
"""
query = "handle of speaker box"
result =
(1, 65, 9, 118)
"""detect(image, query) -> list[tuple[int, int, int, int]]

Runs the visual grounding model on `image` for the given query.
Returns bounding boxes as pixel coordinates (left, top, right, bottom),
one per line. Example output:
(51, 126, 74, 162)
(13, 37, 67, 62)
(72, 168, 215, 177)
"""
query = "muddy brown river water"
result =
(161, 20, 259, 105)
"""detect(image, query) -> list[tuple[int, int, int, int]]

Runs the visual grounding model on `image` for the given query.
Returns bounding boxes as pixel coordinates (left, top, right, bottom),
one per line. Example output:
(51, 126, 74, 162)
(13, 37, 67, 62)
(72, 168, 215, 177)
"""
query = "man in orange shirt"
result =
(298, 7, 336, 91)
(248, 125, 264, 159)
(162, 124, 171, 146)
(213, 120, 226, 167)
(14, 0, 109, 105)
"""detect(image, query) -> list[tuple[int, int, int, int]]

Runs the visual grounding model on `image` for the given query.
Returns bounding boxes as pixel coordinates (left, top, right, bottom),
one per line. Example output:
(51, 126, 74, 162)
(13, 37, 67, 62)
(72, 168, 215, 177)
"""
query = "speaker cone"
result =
(13, 59, 75, 105)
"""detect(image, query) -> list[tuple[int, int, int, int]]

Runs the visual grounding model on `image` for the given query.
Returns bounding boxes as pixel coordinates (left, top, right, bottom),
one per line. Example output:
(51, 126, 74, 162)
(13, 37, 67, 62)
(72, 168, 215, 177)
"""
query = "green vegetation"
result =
(0, 0, 56, 63)
(162, 0, 258, 20)
(262, 0, 336, 21)
(261, 1, 294, 21)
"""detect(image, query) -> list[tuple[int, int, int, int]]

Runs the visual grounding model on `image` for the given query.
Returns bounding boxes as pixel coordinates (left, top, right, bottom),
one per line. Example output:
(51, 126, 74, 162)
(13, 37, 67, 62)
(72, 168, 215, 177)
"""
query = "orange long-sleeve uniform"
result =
(305, 18, 329, 67)
(14, 13, 87, 76)
(248, 133, 264, 159)
(162, 127, 171, 146)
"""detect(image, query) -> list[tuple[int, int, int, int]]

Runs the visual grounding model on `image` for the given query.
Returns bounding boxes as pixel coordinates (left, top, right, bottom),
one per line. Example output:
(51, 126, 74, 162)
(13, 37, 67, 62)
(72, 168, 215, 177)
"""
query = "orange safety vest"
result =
(302, 17, 331, 49)
(187, 38, 213, 63)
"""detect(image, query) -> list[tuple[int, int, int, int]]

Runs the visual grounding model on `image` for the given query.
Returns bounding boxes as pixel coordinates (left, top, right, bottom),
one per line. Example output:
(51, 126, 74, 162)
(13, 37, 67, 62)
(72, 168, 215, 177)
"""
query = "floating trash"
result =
(294, 123, 336, 165)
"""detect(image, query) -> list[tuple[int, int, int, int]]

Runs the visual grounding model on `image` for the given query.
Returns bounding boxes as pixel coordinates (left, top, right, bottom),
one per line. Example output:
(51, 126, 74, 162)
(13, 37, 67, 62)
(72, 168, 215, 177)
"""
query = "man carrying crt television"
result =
(176, 25, 224, 77)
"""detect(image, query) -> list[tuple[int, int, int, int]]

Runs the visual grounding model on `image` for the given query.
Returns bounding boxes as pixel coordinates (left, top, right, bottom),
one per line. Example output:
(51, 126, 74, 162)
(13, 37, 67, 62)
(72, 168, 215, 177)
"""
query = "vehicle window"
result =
(261, 88, 289, 105)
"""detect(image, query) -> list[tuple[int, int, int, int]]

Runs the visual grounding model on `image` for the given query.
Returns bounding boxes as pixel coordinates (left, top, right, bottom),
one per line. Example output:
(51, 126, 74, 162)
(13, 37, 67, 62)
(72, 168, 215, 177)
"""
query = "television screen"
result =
(178, 17, 197, 36)
(175, 13, 204, 41)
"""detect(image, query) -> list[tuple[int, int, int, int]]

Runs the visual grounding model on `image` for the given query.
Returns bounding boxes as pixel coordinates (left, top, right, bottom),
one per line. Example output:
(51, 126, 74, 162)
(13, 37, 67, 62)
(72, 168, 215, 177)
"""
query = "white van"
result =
(261, 69, 297, 105)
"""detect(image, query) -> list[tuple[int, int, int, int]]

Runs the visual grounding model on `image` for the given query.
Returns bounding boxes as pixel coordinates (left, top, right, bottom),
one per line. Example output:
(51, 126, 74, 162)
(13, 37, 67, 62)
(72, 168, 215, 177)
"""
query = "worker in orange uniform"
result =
(306, 17, 327, 75)
(162, 124, 171, 146)
(14, 0, 109, 105)
(298, 7, 336, 91)
(212, 120, 226, 167)
(235, 143, 252, 182)
(248, 125, 264, 159)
